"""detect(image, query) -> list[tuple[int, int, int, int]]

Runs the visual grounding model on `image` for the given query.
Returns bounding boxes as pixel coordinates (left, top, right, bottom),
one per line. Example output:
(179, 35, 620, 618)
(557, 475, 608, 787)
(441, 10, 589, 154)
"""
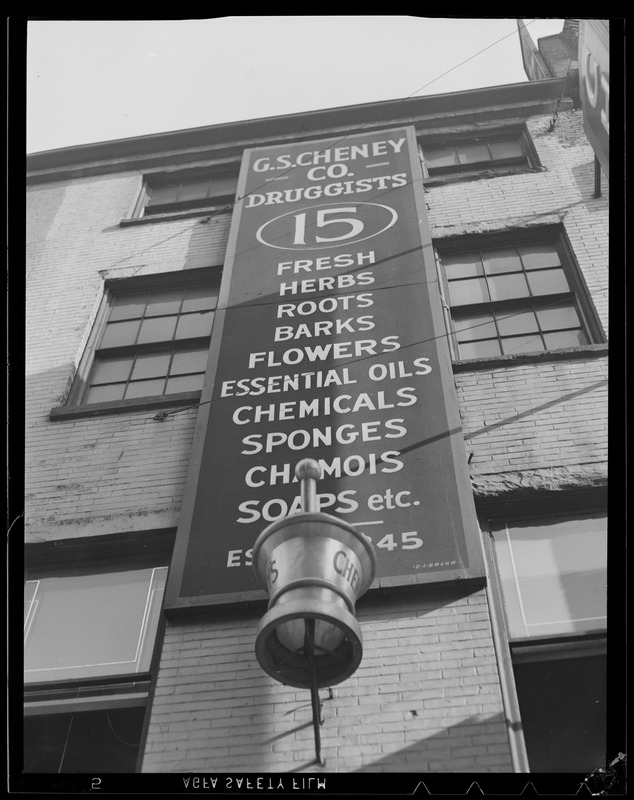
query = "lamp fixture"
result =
(252, 459, 376, 765)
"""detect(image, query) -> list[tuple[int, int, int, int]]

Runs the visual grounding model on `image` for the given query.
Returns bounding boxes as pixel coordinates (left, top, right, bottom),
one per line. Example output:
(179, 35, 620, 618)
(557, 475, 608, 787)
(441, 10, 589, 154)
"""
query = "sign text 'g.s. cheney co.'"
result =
(167, 127, 483, 606)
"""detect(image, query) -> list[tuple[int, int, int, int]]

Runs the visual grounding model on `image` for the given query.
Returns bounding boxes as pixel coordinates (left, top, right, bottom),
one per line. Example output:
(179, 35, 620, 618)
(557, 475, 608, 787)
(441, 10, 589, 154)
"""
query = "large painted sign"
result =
(166, 126, 484, 609)
(517, 19, 551, 82)
(579, 19, 609, 179)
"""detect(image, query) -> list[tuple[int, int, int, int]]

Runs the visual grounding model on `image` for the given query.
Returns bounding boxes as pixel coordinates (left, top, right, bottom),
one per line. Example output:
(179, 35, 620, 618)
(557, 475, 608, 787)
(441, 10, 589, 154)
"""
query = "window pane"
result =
(489, 139, 524, 160)
(536, 304, 581, 331)
(136, 567, 167, 673)
(448, 277, 490, 306)
(170, 347, 209, 375)
(24, 707, 146, 773)
(166, 374, 205, 393)
(178, 180, 210, 202)
(520, 243, 561, 270)
(488, 273, 529, 301)
(175, 310, 214, 339)
(482, 248, 522, 274)
(527, 268, 569, 296)
(90, 356, 134, 385)
(458, 339, 501, 360)
(24, 567, 168, 682)
(544, 330, 587, 349)
(146, 175, 236, 210)
(501, 335, 544, 355)
(496, 310, 539, 336)
(426, 147, 457, 168)
(137, 315, 177, 344)
(514, 654, 607, 773)
(100, 319, 140, 348)
(147, 185, 179, 205)
(443, 253, 483, 279)
(454, 312, 496, 341)
(83, 383, 126, 404)
(24, 581, 38, 638)
(182, 285, 218, 312)
(491, 515, 607, 640)
(130, 352, 171, 380)
(145, 289, 183, 317)
(124, 378, 166, 398)
(208, 174, 238, 199)
(108, 293, 148, 322)
(458, 143, 490, 163)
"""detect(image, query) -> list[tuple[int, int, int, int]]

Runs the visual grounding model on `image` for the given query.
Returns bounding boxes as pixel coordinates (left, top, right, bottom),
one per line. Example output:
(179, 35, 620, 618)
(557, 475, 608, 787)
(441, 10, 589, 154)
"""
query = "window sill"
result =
(50, 391, 201, 421)
(425, 166, 543, 187)
(510, 633, 607, 662)
(120, 208, 231, 226)
(24, 691, 149, 716)
(452, 343, 608, 372)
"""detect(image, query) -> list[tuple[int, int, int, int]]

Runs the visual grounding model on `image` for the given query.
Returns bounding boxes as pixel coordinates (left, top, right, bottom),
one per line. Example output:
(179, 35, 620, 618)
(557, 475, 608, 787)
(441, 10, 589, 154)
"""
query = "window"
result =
(70, 269, 220, 408)
(437, 230, 601, 361)
(135, 170, 238, 219)
(24, 567, 167, 683)
(419, 128, 538, 183)
(491, 514, 607, 641)
(489, 511, 607, 772)
(24, 705, 147, 773)
(23, 536, 171, 773)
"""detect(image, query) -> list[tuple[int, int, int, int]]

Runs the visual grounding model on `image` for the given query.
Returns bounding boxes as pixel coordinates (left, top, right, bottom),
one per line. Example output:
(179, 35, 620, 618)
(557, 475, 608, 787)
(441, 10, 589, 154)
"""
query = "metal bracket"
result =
(305, 618, 326, 766)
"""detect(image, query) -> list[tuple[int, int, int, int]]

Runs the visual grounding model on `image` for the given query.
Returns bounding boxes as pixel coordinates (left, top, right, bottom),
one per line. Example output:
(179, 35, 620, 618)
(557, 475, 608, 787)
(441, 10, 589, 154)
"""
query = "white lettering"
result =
(276, 251, 375, 275)
(240, 419, 407, 455)
(247, 336, 399, 369)
(238, 451, 404, 487)
(237, 490, 359, 523)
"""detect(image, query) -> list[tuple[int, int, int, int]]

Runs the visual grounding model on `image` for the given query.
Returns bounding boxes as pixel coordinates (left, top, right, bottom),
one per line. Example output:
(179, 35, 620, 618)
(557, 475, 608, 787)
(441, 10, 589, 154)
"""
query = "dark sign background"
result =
(579, 20, 609, 180)
(166, 126, 484, 608)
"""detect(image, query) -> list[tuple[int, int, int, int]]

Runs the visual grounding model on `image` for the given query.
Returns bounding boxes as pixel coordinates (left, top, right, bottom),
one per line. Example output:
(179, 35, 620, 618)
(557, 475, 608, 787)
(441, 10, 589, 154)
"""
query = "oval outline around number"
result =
(255, 202, 398, 250)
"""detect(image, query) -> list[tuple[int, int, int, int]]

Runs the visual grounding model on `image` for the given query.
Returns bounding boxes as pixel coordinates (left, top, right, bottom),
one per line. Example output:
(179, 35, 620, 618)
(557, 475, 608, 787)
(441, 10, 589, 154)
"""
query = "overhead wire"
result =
(184, 18, 554, 306)
(67, 18, 563, 422)
(101, 20, 546, 278)
(152, 288, 585, 422)
(180, 22, 555, 304)
(147, 19, 574, 421)
(197, 19, 544, 220)
(84, 19, 548, 282)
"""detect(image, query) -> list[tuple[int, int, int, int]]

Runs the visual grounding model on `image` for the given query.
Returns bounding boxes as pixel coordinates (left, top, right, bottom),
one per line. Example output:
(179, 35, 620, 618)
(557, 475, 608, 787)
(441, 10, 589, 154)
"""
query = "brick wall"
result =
(143, 587, 512, 773)
(24, 407, 198, 540)
(458, 356, 607, 497)
(428, 111, 609, 335)
(25, 108, 608, 541)
(25, 173, 229, 542)
(25, 104, 607, 773)
(426, 110, 608, 497)
(140, 108, 607, 772)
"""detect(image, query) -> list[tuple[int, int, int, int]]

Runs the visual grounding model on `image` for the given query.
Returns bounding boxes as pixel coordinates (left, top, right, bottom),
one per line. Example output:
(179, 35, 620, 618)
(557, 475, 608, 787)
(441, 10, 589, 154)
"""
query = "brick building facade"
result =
(20, 62, 612, 786)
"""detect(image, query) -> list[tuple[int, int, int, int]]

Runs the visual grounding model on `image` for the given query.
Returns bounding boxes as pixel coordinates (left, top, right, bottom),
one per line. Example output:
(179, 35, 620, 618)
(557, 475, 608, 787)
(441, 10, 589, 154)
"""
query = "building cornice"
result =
(27, 78, 570, 183)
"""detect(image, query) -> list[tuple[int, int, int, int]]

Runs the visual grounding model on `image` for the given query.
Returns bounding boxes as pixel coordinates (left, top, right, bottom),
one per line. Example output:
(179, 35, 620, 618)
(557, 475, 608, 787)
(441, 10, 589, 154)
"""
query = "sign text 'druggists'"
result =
(166, 126, 485, 608)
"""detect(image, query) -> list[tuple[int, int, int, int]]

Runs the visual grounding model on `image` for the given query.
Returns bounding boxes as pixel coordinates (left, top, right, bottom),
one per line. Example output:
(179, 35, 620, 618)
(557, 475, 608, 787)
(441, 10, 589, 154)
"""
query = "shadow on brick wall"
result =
(353, 711, 512, 773)
(570, 161, 609, 207)
(23, 362, 191, 542)
(183, 214, 230, 271)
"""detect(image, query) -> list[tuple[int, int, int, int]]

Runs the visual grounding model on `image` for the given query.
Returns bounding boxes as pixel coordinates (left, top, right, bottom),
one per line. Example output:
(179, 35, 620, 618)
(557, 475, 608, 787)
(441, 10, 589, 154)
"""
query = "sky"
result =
(25, 17, 567, 155)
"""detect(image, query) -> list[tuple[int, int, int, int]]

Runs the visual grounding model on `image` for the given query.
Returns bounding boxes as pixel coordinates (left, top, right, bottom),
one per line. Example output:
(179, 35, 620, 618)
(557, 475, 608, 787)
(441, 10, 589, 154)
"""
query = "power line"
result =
(101, 20, 545, 277)
(87, 18, 568, 423)
(407, 22, 532, 98)
(196, 19, 543, 221)
(151, 292, 584, 420)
